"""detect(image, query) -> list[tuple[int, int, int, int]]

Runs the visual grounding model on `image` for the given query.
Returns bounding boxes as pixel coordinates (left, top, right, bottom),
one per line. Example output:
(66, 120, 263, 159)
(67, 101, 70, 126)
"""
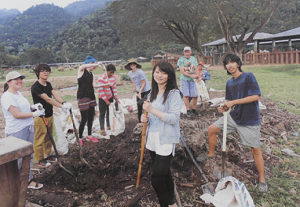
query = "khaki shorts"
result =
(213, 114, 261, 148)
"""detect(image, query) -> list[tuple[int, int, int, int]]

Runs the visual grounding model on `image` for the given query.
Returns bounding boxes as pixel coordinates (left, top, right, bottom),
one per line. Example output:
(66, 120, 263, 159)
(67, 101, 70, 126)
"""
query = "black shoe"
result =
(192, 109, 201, 117)
(186, 110, 192, 118)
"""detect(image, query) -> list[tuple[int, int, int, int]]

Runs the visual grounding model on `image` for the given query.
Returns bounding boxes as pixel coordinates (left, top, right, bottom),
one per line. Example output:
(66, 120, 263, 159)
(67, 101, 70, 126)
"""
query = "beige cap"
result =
(183, 46, 192, 51)
(6, 71, 26, 82)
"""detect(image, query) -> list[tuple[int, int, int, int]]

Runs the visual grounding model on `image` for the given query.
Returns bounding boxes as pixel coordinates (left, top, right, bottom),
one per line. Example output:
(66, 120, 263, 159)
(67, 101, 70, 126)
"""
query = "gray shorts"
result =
(213, 114, 261, 148)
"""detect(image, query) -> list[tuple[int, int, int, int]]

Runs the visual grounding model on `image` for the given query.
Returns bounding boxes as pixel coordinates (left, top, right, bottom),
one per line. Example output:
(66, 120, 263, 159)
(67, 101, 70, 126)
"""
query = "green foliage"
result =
(24, 48, 53, 65)
(120, 73, 131, 81)
(0, 4, 75, 55)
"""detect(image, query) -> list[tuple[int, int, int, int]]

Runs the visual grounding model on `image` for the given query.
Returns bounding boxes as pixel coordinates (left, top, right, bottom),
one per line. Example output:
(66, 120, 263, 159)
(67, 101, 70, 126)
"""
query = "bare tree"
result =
(215, 0, 284, 55)
(110, 0, 213, 61)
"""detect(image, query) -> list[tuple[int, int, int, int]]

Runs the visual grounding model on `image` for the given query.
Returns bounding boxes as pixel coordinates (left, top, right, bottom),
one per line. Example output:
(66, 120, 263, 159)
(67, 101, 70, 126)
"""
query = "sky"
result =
(0, 0, 80, 12)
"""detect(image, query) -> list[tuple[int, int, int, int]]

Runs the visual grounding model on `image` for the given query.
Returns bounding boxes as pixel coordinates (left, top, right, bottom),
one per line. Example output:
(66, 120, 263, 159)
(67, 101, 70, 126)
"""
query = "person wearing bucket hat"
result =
(177, 46, 200, 118)
(1, 71, 45, 189)
(31, 64, 73, 167)
(197, 62, 210, 84)
(125, 58, 151, 122)
(77, 55, 110, 144)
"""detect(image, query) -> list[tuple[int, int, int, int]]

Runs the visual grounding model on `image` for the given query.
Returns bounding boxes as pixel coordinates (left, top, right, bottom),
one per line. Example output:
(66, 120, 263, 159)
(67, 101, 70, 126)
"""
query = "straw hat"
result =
(125, 58, 142, 70)
(6, 71, 26, 82)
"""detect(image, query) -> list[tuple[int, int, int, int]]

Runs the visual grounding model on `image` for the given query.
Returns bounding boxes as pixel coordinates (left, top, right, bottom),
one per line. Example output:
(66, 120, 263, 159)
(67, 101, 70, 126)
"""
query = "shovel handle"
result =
(136, 111, 148, 188)
(222, 108, 231, 152)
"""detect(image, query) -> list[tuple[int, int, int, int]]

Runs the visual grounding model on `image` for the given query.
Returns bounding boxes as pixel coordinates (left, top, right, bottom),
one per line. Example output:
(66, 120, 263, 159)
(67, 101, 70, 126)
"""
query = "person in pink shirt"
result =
(97, 64, 120, 136)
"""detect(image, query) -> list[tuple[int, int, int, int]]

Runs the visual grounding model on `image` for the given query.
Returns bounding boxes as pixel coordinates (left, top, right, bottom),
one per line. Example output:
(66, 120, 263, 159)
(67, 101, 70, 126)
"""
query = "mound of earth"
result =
(24, 91, 300, 206)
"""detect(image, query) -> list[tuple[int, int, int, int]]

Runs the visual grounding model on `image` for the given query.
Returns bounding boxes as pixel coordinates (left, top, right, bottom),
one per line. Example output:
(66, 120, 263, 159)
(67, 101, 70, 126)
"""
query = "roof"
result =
(264, 27, 300, 40)
(202, 32, 273, 47)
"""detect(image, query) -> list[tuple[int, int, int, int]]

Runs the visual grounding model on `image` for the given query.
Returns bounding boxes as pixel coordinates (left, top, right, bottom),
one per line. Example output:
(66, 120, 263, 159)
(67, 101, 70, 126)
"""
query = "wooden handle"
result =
(136, 111, 148, 188)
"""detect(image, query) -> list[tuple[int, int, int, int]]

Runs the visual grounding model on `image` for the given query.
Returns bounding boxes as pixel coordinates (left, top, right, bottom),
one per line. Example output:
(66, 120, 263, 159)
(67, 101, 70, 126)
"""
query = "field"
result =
(0, 63, 300, 206)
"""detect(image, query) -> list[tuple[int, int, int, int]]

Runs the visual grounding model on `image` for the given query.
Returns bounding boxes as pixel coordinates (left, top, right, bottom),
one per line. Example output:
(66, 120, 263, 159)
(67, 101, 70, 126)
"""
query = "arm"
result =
(132, 82, 137, 93)
(220, 95, 260, 112)
(138, 79, 146, 98)
(40, 92, 63, 108)
(77, 62, 102, 78)
(8, 106, 35, 118)
(180, 66, 198, 79)
(92, 73, 110, 88)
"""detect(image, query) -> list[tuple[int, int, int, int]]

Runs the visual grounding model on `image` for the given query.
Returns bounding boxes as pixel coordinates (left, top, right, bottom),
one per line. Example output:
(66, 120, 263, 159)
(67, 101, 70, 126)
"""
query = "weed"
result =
(120, 74, 131, 81)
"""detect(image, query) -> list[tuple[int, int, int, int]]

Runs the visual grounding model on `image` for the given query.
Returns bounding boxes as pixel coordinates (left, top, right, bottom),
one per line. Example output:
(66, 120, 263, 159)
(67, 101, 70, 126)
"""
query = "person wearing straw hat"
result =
(125, 58, 151, 122)
(31, 64, 73, 167)
(1, 71, 45, 189)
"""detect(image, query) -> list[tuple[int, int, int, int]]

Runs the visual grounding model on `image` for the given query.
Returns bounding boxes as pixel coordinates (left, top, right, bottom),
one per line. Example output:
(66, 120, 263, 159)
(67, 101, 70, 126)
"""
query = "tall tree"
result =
(215, 0, 284, 55)
(110, 0, 214, 60)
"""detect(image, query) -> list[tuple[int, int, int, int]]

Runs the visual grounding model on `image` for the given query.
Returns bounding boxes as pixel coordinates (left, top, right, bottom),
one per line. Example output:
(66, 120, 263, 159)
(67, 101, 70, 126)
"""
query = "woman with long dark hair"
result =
(141, 61, 182, 207)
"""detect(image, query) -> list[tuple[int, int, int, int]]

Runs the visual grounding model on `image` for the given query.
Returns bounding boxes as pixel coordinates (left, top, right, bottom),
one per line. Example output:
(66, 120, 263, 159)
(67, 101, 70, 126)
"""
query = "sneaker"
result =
(192, 109, 201, 117)
(38, 159, 51, 167)
(106, 126, 111, 131)
(186, 110, 192, 118)
(100, 129, 107, 136)
(86, 136, 99, 142)
(79, 139, 83, 146)
(46, 155, 57, 162)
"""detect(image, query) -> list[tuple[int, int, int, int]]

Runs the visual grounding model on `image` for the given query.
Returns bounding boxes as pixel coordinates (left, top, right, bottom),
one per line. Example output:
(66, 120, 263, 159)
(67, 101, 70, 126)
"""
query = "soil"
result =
(1, 75, 299, 206)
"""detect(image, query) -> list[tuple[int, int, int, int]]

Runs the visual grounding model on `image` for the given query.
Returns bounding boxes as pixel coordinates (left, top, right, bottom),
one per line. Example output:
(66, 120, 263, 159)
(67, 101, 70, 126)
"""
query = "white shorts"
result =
(146, 131, 175, 156)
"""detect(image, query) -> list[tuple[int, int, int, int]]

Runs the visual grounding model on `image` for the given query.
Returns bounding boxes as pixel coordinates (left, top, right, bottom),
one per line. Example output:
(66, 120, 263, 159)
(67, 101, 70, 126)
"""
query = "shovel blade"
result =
(213, 166, 232, 179)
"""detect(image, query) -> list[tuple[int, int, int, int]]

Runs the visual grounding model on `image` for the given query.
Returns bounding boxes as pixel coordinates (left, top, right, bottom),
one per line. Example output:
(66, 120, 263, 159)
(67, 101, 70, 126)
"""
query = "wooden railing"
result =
(151, 59, 179, 69)
(203, 51, 300, 65)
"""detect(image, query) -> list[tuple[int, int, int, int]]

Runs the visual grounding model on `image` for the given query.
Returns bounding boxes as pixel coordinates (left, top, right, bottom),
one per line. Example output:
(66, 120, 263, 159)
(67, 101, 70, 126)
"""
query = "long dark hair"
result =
(150, 61, 182, 104)
(223, 53, 243, 75)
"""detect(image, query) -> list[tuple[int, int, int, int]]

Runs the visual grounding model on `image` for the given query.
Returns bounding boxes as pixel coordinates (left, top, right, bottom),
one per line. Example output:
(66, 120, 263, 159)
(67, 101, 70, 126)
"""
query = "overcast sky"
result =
(0, 0, 80, 12)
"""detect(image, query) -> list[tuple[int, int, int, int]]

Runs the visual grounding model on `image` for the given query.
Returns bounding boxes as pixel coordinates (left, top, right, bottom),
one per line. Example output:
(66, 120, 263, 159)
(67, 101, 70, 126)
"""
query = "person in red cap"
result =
(197, 62, 210, 84)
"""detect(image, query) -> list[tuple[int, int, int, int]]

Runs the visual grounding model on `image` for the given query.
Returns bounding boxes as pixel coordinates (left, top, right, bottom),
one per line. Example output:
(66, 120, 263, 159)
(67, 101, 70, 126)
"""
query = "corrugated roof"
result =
(202, 32, 273, 47)
(267, 27, 300, 39)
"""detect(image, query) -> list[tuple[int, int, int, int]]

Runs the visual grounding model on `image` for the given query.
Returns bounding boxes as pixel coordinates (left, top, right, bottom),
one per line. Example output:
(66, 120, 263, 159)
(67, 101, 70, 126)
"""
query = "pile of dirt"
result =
(25, 91, 299, 206)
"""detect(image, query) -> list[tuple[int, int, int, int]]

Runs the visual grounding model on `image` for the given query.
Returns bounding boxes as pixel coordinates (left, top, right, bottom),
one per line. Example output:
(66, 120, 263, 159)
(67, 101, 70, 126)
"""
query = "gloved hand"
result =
(31, 103, 43, 111)
(62, 102, 72, 110)
(32, 108, 45, 117)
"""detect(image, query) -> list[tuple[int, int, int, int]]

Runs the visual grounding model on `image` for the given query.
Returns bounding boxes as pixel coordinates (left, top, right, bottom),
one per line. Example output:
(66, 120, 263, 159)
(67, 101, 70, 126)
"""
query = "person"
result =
(77, 55, 110, 144)
(197, 53, 267, 193)
(97, 64, 120, 136)
(141, 61, 182, 207)
(125, 58, 151, 122)
(177, 46, 200, 117)
(1, 71, 45, 189)
(31, 64, 73, 167)
(197, 62, 210, 83)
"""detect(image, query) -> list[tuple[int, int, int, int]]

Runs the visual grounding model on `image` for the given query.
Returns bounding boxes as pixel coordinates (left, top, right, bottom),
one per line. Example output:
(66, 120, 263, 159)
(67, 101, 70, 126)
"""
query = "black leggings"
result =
(137, 90, 151, 123)
(150, 151, 175, 207)
(79, 106, 95, 138)
(98, 97, 113, 130)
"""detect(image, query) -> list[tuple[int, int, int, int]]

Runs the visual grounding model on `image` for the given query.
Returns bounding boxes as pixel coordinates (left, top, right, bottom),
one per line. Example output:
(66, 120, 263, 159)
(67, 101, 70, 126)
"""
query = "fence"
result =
(203, 51, 300, 65)
(151, 59, 179, 68)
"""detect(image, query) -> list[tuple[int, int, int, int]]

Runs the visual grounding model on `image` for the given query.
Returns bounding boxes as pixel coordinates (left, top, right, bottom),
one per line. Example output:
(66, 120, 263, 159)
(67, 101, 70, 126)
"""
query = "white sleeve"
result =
(1, 92, 18, 111)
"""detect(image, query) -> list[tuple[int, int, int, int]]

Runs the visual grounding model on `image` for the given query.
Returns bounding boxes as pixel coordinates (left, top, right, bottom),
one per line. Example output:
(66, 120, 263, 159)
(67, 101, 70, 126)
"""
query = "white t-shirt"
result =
(1, 91, 34, 134)
(128, 69, 151, 92)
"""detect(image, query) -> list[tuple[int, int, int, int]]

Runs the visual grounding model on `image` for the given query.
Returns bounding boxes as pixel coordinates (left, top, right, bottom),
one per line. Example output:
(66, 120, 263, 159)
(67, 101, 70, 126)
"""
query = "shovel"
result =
(69, 109, 89, 165)
(213, 108, 232, 179)
(41, 115, 74, 176)
(180, 132, 215, 195)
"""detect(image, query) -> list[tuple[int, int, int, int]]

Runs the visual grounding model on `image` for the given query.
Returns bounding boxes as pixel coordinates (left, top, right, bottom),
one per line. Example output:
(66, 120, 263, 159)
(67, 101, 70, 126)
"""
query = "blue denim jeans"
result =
(6, 125, 34, 181)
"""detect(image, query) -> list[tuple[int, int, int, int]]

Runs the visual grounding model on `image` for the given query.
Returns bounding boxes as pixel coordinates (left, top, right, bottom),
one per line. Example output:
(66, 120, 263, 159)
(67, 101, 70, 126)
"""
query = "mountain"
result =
(0, 4, 76, 55)
(64, 0, 114, 19)
(0, 8, 20, 25)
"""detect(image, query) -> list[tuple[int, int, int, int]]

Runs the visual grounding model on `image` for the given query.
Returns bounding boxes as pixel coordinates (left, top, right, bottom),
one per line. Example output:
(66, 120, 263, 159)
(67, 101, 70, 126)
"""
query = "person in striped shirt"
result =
(98, 64, 120, 136)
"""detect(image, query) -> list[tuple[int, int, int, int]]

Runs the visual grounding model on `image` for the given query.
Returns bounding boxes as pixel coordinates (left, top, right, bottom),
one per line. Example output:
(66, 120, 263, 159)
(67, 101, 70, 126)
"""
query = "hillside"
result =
(64, 0, 113, 19)
(0, 8, 20, 25)
(0, 4, 75, 55)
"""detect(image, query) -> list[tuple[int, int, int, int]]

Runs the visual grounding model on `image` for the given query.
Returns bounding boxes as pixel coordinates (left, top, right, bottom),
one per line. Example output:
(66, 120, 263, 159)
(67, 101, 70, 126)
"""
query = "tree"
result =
(25, 48, 53, 65)
(214, 0, 284, 55)
(110, 0, 214, 61)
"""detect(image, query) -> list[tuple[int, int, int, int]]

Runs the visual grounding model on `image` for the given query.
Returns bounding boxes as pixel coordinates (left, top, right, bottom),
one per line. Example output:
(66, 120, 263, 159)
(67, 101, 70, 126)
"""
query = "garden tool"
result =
(213, 107, 232, 179)
(69, 109, 89, 165)
(180, 131, 215, 195)
(40, 115, 74, 176)
(136, 110, 148, 188)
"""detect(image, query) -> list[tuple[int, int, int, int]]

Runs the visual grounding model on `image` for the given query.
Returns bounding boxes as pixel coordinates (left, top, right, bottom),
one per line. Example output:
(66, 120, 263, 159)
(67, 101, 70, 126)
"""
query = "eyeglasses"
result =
(40, 70, 50, 73)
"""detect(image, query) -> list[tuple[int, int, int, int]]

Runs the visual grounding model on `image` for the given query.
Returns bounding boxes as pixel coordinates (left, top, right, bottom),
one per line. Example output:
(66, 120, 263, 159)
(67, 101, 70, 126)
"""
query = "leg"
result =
(87, 106, 95, 136)
(208, 124, 222, 157)
(251, 147, 266, 183)
(106, 105, 110, 128)
(192, 97, 198, 109)
(44, 116, 54, 157)
(33, 117, 47, 161)
(150, 151, 175, 207)
(79, 110, 89, 138)
(136, 94, 143, 123)
(99, 98, 107, 130)
(183, 96, 191, 111)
